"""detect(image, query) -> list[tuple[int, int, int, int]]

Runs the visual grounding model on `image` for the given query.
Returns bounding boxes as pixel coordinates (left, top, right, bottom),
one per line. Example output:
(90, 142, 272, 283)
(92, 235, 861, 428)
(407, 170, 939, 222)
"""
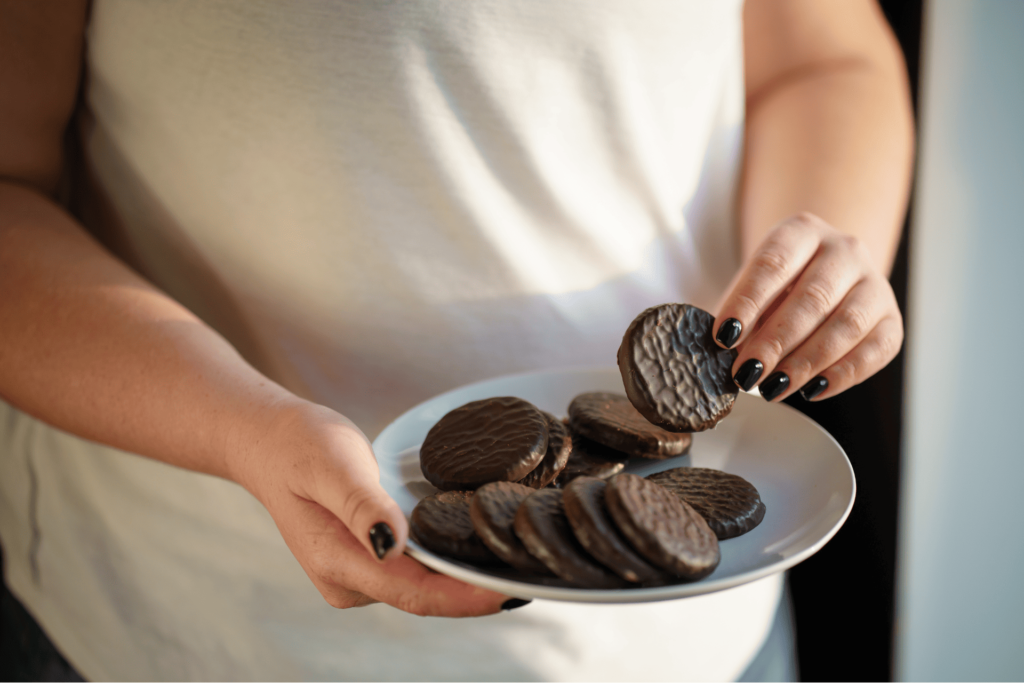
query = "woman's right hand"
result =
(227, 400, 515, 617)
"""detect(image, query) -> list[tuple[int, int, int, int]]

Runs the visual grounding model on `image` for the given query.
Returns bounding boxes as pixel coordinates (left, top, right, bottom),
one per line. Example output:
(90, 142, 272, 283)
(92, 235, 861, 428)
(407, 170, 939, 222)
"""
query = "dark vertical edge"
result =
(784, 1, 922, 681)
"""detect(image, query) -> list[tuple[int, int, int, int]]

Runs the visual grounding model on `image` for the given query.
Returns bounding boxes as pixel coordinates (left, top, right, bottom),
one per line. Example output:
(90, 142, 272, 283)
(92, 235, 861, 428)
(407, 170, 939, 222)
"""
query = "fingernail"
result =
(799, 376, 828, 401)
(501, 598, 532, 611)
(760, 372, 790, 402)
(733, 358, 764, 391)
(715, 318, 742, 349)
(369, 522, 395, 560)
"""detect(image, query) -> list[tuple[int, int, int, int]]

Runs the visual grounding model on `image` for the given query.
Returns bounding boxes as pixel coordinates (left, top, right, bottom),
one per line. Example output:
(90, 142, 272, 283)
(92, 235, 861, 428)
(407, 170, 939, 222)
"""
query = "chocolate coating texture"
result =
(618, 304, 738, 432)
(605, 473, 720, 579)
(470, 482, 552, 575)
(568, 392, 692, 458)
(562, 477, 664, 583)
(556, 430, 629, 487)
(513, 489, 626, 589)
(420, 396, 548, 490)
(648, 467, 766, 540)
(518, 413, 572, 489)
(410, 491, 501, 564)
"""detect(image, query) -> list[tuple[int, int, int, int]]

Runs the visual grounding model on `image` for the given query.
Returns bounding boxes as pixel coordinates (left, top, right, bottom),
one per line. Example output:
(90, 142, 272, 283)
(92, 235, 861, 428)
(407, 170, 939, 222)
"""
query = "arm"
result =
(713, 0, 914, 402)
(0, 2, 506, 617)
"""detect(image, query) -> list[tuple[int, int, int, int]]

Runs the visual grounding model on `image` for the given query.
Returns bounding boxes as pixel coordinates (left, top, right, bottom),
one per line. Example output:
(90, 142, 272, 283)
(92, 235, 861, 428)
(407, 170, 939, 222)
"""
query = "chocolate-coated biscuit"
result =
(470, 481, 552, 575)
(420, 396, 548, 490)
(562, 477, 664, 583)
(410, 491, 502, 565)
(513, 489, 626, 588)
(647, 467, 766, 539)
(568, 392, 692, 458)
(518, 413, 571, 489)
(605, 472, 720, 579)
(617, 304, 738, 432)
(555, 430, 629, 487)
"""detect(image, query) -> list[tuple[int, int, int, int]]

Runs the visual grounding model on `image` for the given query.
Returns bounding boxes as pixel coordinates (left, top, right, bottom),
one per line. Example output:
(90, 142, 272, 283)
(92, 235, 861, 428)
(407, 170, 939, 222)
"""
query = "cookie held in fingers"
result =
(513, 489, 626, 589)
(555, 430, 629, 487)
(518, 413, 572, 489)
(470, 481, 553, 575)
(605, 473, 720, 579)
(568, 392, 691, 458)
(562, 477, 664, 583)
(410, 491, 502, 565)
(647, 467, 766, 540)
(420, 396, 548, 490)
(617, 304, 738, 432)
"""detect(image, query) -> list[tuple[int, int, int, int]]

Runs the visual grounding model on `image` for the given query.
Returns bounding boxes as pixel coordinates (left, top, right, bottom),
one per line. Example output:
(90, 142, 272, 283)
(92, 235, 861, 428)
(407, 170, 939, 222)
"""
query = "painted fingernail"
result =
(369, 522, 395, 560)
(799, 376, 829, 401)
(760, 372, 790, 402)
(716, 318, 742, 348)
(733, 358, 764, 391)
(501, 598, 532, 611)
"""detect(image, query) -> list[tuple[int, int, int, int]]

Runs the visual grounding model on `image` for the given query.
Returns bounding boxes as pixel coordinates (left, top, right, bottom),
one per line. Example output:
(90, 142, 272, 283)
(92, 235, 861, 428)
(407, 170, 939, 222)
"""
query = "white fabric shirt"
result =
(0, 1, 786, 680)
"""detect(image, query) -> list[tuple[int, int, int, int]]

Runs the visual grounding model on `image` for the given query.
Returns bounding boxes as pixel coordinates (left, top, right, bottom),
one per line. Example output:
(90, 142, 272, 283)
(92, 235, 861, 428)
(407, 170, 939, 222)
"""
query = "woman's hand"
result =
(713, 213, 903, 402)
(227, 400, 515, 617)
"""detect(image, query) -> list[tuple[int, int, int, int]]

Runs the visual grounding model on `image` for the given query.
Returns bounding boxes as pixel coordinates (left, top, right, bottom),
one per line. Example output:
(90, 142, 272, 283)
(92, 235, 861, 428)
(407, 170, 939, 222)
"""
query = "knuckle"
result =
(782, 354, 815, 383)
(751, 249, 792, 280)
(341, 487, 379, 527)
(800, 280, 836, 318)
(754, 335, 786, 364)
(732, 291, 762, 318)
(322, 588, 363, 610)
(833, 305, 872, 340)
(831, 358, 859, 385)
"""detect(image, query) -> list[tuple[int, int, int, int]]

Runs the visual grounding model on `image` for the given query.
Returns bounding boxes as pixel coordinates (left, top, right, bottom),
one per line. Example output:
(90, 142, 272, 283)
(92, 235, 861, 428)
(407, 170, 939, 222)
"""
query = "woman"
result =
(0, 0, 912, 679)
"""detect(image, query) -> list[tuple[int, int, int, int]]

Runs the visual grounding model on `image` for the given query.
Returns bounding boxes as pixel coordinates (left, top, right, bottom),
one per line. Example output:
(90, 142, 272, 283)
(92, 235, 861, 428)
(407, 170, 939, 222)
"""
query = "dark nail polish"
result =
(369, 522, 395, 560)
(799, 376, 829, 401)
(733, 358, 764, 392)
(760, 372, 790, 402)
(716, 318, 742, 348)
(501, 598, 532, 611)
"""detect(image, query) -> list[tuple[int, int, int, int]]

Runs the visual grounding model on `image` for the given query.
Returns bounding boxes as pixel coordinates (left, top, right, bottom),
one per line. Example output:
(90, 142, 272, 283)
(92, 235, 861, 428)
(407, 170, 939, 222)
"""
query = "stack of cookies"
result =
(410, 303, 766, 588)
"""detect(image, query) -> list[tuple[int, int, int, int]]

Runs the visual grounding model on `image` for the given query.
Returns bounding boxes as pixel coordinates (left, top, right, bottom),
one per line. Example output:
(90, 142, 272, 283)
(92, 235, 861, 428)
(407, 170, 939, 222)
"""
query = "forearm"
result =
(0, 181, 301, 480)
(740, 4, 915, 274)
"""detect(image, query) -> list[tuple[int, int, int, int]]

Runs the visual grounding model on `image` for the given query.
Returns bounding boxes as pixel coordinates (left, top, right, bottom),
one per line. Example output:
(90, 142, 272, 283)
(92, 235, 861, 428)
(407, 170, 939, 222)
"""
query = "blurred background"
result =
(788, 0, 1024, 680)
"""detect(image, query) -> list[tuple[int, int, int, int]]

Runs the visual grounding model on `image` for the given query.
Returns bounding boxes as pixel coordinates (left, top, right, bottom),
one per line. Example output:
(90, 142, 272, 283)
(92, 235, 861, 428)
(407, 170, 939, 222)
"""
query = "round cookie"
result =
(647, 467, 766, 540)
(513, 489, 626, 589)
(410, 491, 502, 565)
(604, 472, 720, 579)
(555, 430, 629, 487)
(567, 392, 692, 458)
(420, 396, 548, 490)
(617, 304, 738, 432)
(470, 481, 552, 575)
(562, 477, 664, 583)
(518, 413, 572, 489)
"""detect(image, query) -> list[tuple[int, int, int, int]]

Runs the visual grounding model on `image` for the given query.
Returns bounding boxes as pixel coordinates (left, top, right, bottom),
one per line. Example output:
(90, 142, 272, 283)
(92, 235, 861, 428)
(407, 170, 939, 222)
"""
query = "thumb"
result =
(311, 419, 410, 563)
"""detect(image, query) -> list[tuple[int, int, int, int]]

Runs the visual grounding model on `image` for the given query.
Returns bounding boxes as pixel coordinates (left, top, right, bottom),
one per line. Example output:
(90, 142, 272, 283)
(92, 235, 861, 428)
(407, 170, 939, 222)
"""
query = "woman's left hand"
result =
(712, 212, 904, 402)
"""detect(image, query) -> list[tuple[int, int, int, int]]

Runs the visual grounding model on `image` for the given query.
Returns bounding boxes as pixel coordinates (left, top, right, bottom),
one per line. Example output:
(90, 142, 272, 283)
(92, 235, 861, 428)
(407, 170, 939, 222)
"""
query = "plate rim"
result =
(373, 365, 856, 603)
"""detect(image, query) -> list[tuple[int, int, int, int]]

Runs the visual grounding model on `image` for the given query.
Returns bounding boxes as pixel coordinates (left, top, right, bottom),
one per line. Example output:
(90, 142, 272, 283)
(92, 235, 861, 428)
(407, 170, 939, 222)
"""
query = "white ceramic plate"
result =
(374, 367, 855, 603)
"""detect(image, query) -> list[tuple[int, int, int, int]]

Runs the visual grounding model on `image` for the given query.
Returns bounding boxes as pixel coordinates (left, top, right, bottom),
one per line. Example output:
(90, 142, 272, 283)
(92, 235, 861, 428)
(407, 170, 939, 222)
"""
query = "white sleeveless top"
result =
(0, 1, 786, 679)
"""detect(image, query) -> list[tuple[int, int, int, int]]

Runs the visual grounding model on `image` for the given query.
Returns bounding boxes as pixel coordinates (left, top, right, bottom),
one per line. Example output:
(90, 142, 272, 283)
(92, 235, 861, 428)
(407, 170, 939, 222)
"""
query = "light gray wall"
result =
(896, 1, 1024, 680)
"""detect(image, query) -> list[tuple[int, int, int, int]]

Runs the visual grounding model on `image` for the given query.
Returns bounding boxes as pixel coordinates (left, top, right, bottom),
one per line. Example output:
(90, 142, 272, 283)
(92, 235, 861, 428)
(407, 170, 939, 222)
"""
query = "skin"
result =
(0, 0, 912, 616)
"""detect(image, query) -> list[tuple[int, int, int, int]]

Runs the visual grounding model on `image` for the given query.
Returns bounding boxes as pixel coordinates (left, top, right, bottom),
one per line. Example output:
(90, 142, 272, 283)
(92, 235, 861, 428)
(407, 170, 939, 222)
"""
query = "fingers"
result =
(286, 496, 511, 617)
(714, 212, 902, 402)
(713, 213, 827, 349)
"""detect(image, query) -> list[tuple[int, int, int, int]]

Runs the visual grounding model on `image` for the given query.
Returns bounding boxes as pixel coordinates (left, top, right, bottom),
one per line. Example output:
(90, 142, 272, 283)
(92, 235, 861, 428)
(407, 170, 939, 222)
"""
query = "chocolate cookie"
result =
(555, 430, 629, 487)
(470, 481, 552, 575)
(617, 304, 738, 432)
(562, 477, 664, 583)
(518, 413, 572, 489)
(513, 489, 626, 588)
(567, 392, 692, 458)
(647, 467, 766, 540)
(420, 396, 548, 490)
(410, 491, 501, 565)
(605, 473, 720, 579)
